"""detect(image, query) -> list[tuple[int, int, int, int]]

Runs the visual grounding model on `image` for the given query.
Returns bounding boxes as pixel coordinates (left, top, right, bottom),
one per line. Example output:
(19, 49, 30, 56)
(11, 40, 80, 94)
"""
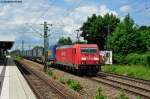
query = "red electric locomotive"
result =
(55, 44, 100, 74)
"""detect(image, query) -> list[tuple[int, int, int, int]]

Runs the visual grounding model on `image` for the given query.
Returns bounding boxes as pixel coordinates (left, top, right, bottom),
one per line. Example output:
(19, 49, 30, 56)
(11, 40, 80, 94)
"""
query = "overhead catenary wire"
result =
(115, 0, 150, 17)
(55, 0, 82, 26)
(25, 0, 57, 25)
(56, 1, 147, 34)
(25, 23, 43, 36)
(22, 0, 58, 39)
(33, 0, 57, 24)
(10, 0, 150, 49)
(19, 0, 57, 39)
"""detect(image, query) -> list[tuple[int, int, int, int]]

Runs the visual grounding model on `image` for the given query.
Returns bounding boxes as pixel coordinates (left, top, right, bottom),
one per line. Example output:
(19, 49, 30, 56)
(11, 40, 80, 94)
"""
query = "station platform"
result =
(0, 58, 37, 99)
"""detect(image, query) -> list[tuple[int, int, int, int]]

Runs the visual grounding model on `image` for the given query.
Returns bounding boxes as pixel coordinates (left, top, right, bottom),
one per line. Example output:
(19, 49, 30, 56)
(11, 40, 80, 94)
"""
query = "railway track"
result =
(90, 72, 150, 98)
(15, 61, 80, 99)
(17, 59, 150, 98)
(98, 72, 150, 86)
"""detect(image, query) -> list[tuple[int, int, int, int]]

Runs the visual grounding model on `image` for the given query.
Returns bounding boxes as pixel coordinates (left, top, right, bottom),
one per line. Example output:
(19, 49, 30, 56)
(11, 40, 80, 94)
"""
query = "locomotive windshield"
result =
(80, 48, 97, 54)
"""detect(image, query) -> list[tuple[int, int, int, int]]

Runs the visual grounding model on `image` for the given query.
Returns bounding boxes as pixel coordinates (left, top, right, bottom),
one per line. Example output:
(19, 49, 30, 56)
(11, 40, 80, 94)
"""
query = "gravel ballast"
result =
(22, 59, 138, 99)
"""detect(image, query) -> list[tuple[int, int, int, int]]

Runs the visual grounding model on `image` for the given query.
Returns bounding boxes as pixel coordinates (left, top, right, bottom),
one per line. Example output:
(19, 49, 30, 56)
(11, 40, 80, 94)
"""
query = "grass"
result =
(102, 64, 150, 80)
(46, 70, 82, 92)
(93, 88, 131, 99)
(47, 62, 53, 67)
(115, 90, 129, 99)
(47, 70, 53, 77)
(59, 77, 67, 84)
(59, 78, 82, 92)
(14, 56, 23, 61)
(66, 79, 82, 92)
(46, 70, 58, 80)
(94, 87, 106, 99)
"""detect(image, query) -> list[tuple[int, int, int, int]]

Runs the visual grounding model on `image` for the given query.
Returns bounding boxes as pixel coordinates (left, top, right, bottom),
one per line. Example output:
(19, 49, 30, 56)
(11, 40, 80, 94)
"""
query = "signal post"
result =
(42, 21, 52, 72)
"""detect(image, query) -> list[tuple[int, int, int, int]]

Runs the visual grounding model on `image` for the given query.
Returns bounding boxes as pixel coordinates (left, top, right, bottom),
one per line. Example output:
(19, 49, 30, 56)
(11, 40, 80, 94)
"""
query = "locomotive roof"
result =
(56, 45, 73, 49)
(56, 44, 98, 49)
(76, 44, 98, 47)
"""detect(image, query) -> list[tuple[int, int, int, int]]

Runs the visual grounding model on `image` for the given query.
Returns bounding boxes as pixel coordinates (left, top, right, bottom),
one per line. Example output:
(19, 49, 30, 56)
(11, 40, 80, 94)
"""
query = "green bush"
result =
(113, 54, 125, 64)
(66, 79, 82, 91)
(125, 53, 150, 67)
(94, 87, 106, 99)
(102, 65, 150, 80)
(113, 52, 150, 67)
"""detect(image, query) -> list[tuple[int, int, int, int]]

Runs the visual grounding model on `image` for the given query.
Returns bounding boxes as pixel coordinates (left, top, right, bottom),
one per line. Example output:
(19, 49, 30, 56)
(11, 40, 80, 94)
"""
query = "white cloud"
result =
(0, 0, 118, 50)
(74, 5, 98, 14)
(120, 5, 130, 12)
(63, 26, 74, 33)
(99, 5, 118, 16)
(0, 35, 15, 41)
(64, 0, 80, 3)
(61, 5, 118, 35)
(120, 16, 125, 21)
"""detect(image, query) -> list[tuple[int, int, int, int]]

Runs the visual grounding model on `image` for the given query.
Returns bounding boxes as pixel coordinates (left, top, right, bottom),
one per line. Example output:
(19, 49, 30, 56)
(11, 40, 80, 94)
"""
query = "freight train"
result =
(17, 44, 101, 74)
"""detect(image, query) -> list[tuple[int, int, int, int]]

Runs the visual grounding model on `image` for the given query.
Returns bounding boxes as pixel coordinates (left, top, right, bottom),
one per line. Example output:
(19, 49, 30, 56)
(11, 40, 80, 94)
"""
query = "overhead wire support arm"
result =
(75, 29, 80, 43)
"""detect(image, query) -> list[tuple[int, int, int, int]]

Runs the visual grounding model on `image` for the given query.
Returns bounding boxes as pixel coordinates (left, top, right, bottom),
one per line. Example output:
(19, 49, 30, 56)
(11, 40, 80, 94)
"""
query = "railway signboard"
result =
(100, 51, 113, 64)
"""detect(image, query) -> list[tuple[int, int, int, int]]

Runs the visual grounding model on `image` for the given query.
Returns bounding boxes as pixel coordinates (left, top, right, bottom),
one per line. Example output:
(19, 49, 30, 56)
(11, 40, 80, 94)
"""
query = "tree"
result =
(106, 14, 146, 55)
(73, 40, 87, 44)
(80, 13, 120, 50)
(33, 46, 43, 49)
(57, 37, 72, 46)
(138, 26, 150, 50)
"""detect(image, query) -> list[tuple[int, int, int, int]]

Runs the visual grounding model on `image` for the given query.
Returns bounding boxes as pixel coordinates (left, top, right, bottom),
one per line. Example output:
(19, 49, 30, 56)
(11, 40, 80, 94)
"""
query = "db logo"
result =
(61, 51, 66, 57)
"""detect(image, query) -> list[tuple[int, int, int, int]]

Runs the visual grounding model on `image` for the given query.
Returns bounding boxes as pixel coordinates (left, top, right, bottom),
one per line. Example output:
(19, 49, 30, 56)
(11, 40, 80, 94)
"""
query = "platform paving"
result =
(0, 58, 37, 99)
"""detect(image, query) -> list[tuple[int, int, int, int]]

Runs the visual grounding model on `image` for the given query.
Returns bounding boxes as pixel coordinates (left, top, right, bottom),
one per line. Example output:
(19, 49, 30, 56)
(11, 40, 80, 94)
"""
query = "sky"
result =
(0, 0, 149, 50)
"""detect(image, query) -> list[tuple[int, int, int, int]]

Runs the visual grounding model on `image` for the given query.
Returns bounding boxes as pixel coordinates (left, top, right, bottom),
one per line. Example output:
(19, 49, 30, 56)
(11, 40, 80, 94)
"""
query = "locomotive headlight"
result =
(81, 57, 86, 60)
(94, 57, 99, 61)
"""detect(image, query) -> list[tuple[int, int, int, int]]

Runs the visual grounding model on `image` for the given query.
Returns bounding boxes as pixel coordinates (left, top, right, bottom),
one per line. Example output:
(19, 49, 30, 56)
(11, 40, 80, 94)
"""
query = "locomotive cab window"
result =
(80, 48, 97, 54)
